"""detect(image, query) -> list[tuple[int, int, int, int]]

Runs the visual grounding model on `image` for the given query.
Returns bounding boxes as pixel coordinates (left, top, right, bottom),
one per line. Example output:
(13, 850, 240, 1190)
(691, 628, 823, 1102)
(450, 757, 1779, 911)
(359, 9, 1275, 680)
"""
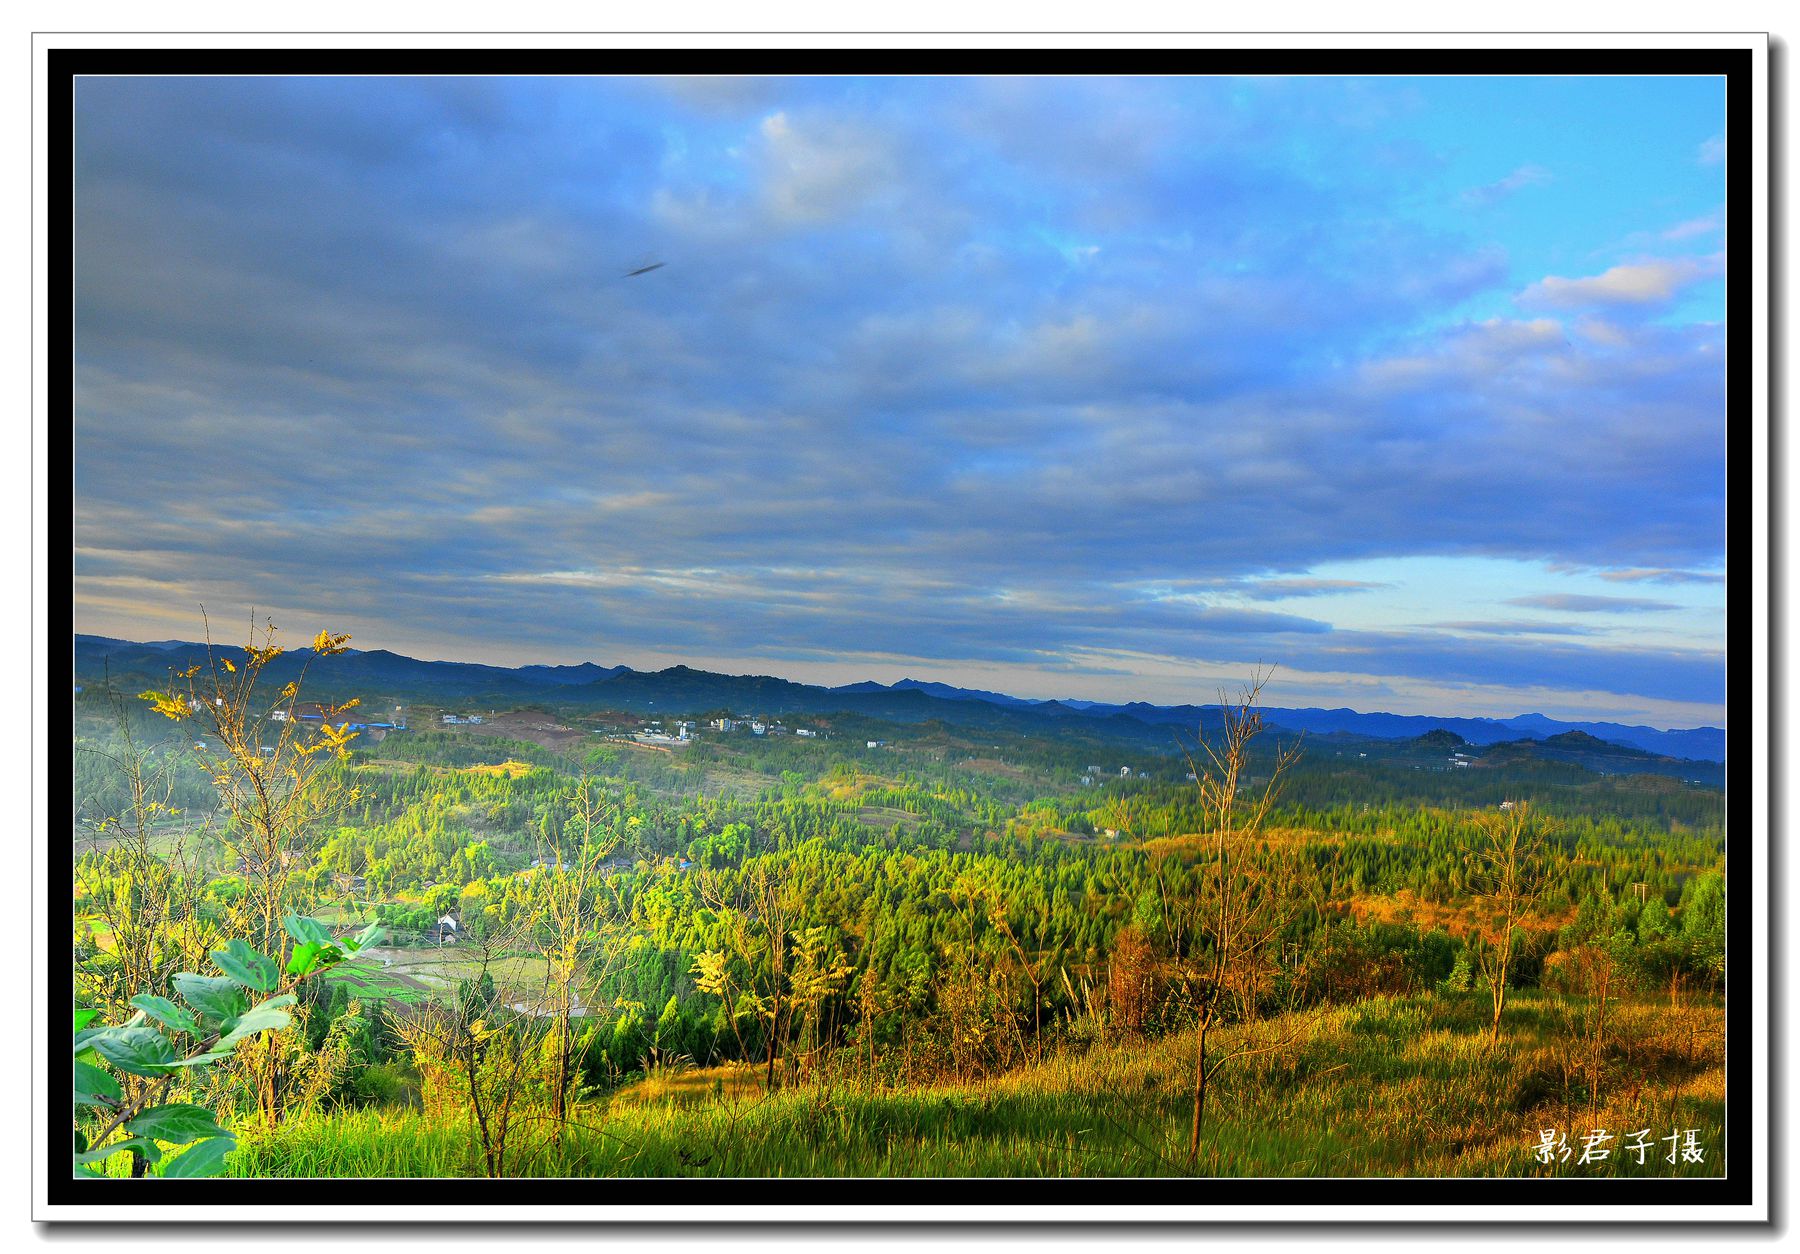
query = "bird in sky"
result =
(624, 261, 667, 277)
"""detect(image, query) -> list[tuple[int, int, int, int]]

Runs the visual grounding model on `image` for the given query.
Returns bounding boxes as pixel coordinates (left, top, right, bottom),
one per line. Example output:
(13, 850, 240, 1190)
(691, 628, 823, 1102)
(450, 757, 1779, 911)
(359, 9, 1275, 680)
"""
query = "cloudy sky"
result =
(73, 73, 1729, 727)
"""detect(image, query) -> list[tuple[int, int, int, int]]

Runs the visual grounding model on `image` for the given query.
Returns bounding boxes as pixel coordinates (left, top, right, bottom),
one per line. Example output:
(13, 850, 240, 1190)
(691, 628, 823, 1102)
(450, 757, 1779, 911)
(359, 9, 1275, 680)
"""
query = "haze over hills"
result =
(71, 634, 1726, 765)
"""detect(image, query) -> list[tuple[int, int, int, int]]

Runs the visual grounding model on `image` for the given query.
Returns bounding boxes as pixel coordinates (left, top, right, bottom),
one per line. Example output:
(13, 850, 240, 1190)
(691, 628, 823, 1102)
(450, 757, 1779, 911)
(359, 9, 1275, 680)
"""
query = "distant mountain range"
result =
(72, 634, 1725, 764)
(1031, 699, 1726, 764)
(1375, 727, 1724, 786)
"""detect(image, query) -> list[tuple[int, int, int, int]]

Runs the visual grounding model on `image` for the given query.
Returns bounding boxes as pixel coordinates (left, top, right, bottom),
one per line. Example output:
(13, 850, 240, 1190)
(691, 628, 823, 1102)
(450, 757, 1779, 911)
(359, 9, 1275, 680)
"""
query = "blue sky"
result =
(72, 73, 1729, 727)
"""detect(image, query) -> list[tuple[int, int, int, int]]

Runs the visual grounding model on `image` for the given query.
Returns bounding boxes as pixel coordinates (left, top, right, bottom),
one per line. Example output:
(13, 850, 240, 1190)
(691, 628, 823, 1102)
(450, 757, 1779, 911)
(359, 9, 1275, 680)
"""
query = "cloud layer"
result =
(72, 74, 1730, 725)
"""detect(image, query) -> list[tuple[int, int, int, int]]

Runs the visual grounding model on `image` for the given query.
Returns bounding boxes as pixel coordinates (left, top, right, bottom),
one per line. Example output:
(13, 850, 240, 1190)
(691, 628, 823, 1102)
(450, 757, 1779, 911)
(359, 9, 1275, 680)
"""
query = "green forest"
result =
(71, 629, 1727, 1180)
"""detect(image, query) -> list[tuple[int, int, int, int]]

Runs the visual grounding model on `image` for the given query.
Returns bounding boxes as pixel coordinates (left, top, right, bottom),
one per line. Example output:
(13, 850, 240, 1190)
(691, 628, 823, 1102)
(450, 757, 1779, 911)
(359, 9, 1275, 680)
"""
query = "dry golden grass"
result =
(1347, 888, 1577, 941)
(458, 760, 536, 778)
(609, 1062, 767, 1109)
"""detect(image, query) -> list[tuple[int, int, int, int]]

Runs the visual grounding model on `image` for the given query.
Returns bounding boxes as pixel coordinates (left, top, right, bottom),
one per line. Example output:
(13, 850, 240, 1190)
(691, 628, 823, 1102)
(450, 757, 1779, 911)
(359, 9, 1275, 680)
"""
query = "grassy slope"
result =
(228, 991, 1724, 1179)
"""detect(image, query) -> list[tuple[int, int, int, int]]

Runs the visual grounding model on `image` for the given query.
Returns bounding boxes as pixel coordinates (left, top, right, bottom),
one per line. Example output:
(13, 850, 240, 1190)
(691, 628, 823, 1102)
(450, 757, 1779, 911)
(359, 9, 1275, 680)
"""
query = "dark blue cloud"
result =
(1507, 594, 1681, 614)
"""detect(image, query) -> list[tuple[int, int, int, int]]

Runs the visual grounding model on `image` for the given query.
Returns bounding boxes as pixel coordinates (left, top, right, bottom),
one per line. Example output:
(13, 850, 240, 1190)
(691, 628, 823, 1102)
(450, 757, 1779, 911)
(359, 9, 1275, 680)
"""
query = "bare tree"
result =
(396, 928, 545, 1178)
(1465, 800, 1547, 1045)
(690, 862, 802, 1091)
(525, 774, 624, 1127)
(975, 886, 1052, 1064)
(1167, 669, 1304, 1169)
(853, 960, 887, 1085)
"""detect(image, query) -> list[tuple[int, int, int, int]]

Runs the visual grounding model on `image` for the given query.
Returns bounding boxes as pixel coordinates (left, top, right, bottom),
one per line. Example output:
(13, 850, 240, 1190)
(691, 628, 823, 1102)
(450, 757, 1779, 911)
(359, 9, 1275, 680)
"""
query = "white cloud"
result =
(1519, 255, 1723, 308)
(756, 110, 900, 225)
(1358, 316, 1565, 389)
(1573, 318, 1631, 348)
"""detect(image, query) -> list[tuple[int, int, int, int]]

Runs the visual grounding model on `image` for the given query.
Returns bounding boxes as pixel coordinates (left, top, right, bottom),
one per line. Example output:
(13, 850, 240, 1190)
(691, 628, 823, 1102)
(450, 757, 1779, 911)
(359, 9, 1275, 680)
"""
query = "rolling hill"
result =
(72, 634, 1726, 767)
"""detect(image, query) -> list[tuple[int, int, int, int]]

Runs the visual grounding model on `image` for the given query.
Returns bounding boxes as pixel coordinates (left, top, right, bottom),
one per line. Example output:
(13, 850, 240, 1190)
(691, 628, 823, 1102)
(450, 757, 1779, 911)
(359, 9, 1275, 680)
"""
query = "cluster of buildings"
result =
(1077, 764, 1153, 786)
(262, 703, 409, 733)
(441, 713, 485, 726)
(707, 716, 821, 739)
(634, 720, 696, 747)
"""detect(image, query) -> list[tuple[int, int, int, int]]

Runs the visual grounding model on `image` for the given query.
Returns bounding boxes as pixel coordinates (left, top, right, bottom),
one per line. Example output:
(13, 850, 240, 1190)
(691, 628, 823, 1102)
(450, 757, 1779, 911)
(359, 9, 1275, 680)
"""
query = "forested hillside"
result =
(71, 634, 1727, 1180)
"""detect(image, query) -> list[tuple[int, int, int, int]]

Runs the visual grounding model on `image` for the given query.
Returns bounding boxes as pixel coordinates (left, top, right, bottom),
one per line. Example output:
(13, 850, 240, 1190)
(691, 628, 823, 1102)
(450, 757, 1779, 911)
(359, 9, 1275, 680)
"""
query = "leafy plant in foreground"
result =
(74, 916, 383, 1178)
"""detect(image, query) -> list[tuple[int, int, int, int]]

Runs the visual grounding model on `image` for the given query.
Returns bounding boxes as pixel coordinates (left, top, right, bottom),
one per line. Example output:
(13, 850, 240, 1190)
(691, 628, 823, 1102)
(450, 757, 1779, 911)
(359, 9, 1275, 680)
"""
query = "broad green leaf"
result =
(74, 1059, 121, 1107)
(90, 1026, 178, 1078)
(283, 913, 332, 946)
(173, 973, 247, 1025)
(349, 922, 385, 953)
(130, 994, 199, 1036)
(285, 941, 323, 977)
(160, 1134, 236, 1178)
(78, 1009, 145, 1038)
(211, 939, 279, 993)
(164, 1050, 234, 1069)
(216, 1005, 292, 1049)
(74, 1008, 98, 1033)
(126, 1102, 227, 1146)
(74, 1136, 161, 1165)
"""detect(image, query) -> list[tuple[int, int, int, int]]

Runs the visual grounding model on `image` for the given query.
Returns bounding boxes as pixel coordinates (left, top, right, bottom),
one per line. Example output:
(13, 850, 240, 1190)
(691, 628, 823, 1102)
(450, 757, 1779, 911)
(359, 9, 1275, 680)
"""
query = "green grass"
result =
(225, 991, 1724, 1179)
